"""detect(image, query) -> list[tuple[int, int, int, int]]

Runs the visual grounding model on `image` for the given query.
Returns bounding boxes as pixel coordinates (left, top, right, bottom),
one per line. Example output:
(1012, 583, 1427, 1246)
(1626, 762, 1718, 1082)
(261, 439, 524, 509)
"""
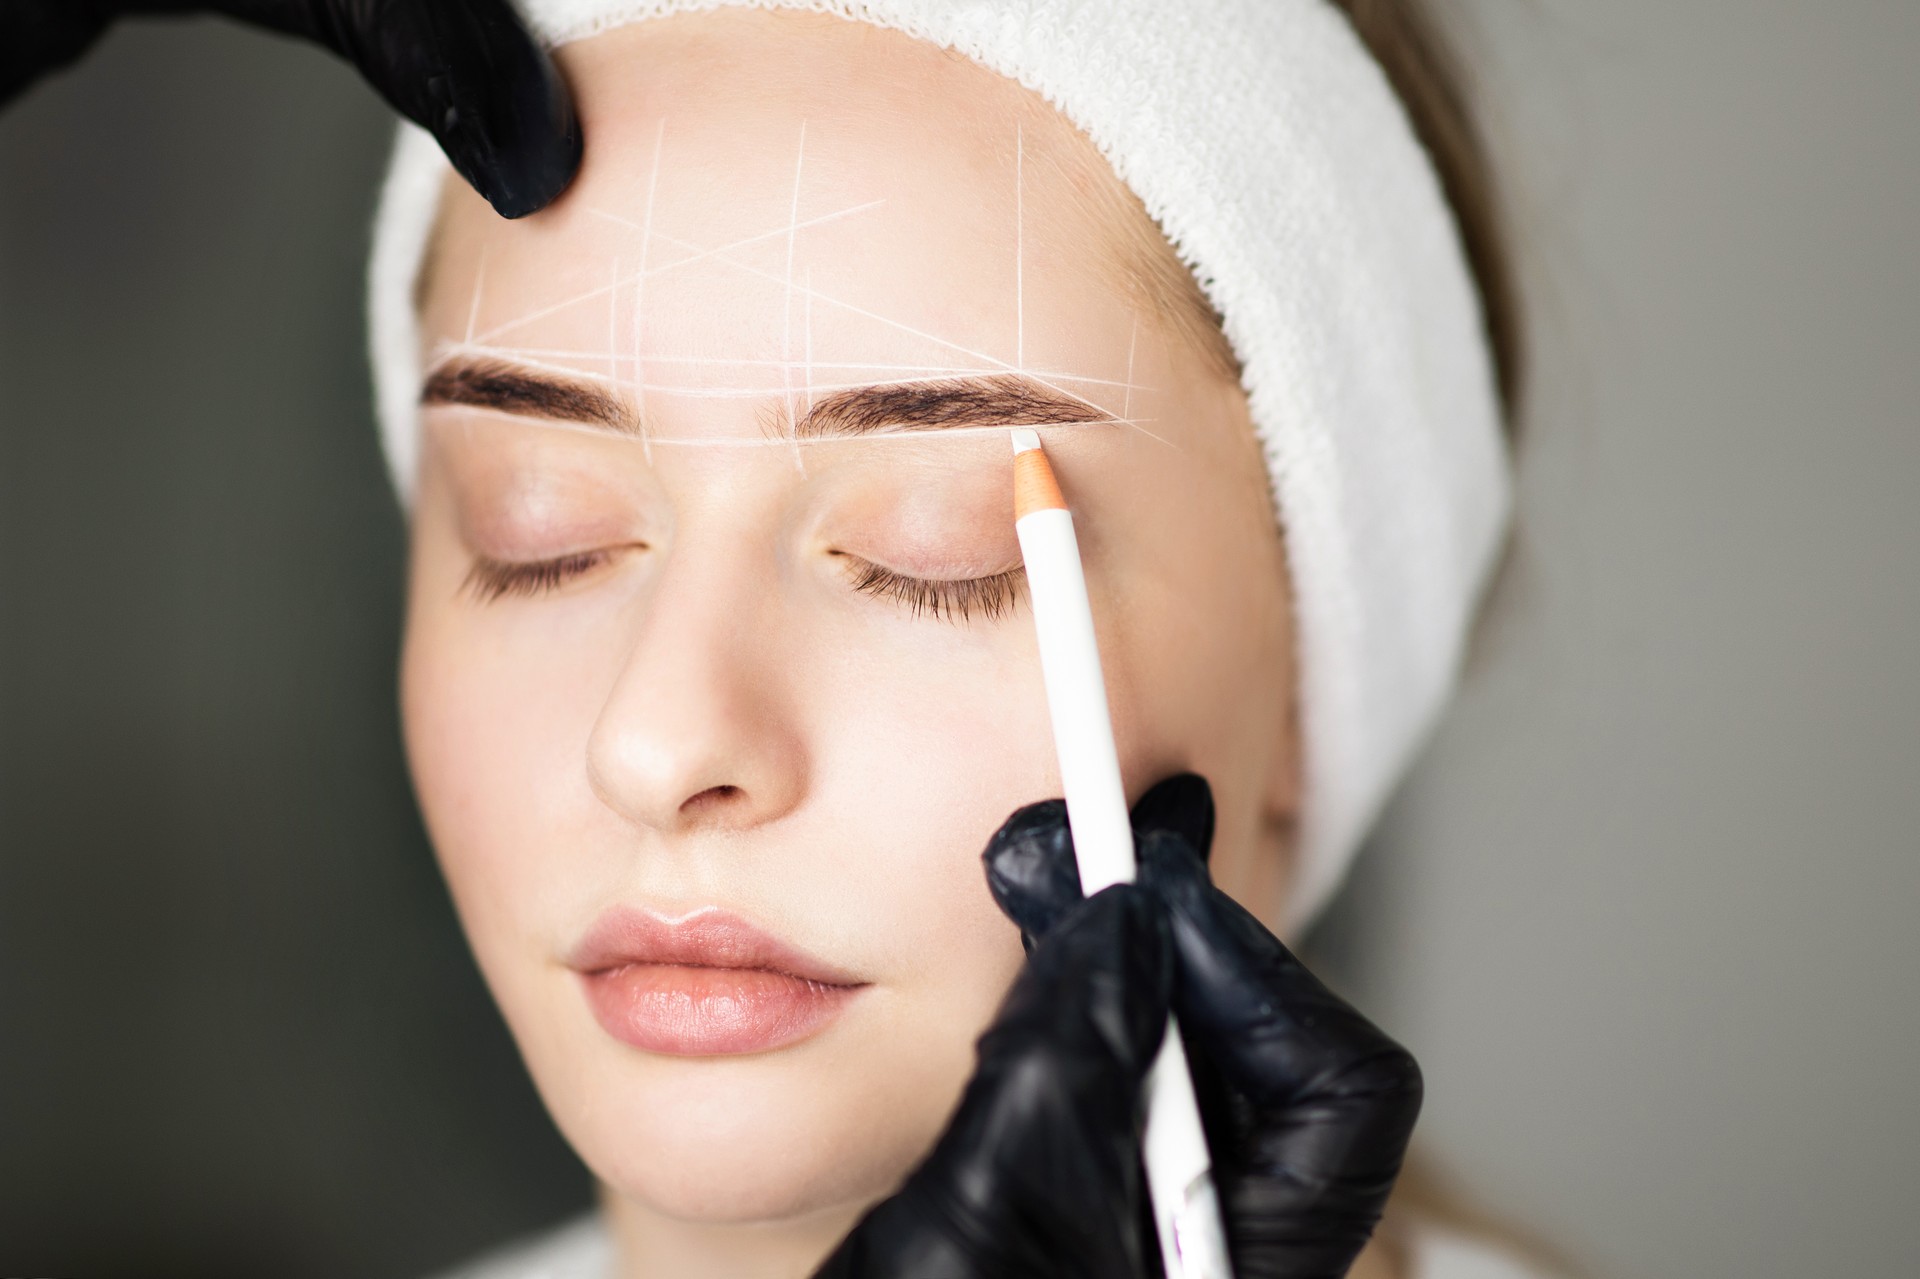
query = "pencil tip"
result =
(1010, 427, 1042, 455)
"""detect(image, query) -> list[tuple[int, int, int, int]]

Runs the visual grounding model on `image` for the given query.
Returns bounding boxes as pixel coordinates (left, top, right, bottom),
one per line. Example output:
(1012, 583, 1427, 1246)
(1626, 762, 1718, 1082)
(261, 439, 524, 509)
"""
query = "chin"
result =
(534, 1029, 950, 1223)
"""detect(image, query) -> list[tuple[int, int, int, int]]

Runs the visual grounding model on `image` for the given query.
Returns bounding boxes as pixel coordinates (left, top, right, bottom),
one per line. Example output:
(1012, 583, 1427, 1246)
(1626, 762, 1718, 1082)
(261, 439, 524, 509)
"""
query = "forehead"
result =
(419, 9, 1147, 425)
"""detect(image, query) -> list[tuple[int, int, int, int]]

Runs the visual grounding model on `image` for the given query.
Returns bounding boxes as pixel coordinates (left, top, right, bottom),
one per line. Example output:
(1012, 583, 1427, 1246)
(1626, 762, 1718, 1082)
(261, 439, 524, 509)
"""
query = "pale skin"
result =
(400, 9, 1398, 1277)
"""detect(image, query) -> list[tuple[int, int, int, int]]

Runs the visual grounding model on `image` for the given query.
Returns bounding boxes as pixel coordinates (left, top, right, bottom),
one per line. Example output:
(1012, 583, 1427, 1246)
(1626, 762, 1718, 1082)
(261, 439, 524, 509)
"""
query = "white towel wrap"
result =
(366, 0, 1514, 935)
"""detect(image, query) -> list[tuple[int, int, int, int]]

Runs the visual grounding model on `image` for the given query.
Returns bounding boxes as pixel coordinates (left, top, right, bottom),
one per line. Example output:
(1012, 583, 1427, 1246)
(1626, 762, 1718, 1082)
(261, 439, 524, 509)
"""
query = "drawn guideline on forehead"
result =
(422, 120, 1166, 451)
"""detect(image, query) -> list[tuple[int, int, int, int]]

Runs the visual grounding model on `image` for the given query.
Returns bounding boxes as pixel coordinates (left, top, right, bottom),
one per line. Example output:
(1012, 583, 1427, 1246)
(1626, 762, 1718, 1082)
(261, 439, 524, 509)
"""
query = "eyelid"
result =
(458, 544, 1027, 623)
(461, 548, 623, 602)
(835, 551, 1026, 623)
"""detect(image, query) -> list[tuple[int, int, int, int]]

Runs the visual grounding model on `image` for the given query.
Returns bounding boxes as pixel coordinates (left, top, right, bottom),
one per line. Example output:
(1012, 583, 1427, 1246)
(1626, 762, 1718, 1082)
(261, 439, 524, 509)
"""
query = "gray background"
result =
(2, 3, 1913, 1276)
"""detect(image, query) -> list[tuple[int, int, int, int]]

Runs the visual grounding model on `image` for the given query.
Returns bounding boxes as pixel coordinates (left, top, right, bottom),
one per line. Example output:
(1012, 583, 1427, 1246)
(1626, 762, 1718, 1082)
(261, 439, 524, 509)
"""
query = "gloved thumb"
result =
(817, 884, 1173, 1278)
(982, 773, 1217, 952)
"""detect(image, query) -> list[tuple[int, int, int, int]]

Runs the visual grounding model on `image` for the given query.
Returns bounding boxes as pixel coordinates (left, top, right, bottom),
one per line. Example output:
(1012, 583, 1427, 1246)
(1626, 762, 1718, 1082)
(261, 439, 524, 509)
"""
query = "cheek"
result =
(789, 632, 1043, 1147)
(795, 611, 1055, 977)
(1094, 453, 1296, 914)
(398, 494, 620, 950)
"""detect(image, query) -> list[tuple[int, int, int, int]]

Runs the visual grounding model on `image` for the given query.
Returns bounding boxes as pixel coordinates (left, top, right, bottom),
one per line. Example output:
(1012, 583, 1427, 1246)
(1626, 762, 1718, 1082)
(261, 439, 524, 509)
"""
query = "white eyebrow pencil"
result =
(1009, 427, 1234, 1279)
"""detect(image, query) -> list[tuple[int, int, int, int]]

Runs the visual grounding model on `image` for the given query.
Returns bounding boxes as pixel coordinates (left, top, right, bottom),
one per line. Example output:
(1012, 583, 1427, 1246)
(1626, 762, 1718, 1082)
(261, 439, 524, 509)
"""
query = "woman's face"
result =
(401, 8, 1296, 1232)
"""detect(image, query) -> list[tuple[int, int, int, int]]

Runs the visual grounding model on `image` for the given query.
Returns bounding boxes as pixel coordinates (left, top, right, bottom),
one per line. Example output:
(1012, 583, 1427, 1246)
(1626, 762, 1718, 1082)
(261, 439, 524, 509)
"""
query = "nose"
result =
(585, 548, 808, 836)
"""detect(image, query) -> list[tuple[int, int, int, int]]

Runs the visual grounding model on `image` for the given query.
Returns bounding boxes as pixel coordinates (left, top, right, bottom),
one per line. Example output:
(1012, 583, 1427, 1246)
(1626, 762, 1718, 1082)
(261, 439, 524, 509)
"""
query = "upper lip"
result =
(565, 906, 867, 987)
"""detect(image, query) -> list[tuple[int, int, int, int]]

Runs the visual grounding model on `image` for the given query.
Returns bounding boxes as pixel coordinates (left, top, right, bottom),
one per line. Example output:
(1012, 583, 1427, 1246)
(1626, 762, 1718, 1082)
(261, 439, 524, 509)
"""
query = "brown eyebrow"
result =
(794, 374, 1108, 438)
(422, 359, 634, 433)
(420, 358, 1110, 440)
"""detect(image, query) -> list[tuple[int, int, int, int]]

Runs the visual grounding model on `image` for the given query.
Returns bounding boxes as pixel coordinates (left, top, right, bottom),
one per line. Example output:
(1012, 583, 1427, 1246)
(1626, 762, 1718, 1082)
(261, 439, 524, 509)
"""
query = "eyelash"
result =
(463, 550, 613, 602)
(840, 556, 1026, 623)
(461, 548, 1024, 623)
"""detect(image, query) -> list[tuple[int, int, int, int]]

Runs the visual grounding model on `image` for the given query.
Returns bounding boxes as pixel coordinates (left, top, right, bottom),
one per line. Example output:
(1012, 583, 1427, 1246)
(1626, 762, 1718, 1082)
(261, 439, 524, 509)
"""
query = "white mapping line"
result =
(470, 199, 885, 347)
(630, 199, 884, 284)
(428, 345, 1145, 390)
(423, 403, 1140, 447)
(429, 339, 1144, 396)
(445, 365, 1150, 404)
(1123, 314, 1138, 423)
(422, 342, 1168, 446)
(646, 229, 1019, 375)
(637, 118, 663, 465)
(464, 248, 487, 345)
(456, 345, 1171, 449)
(436, 140, 1179, 448)
(644, 226, 1162, 443)
(784, 122, 807, 474)
(587, 198, 882, 261)
(608, 256, 621, 385)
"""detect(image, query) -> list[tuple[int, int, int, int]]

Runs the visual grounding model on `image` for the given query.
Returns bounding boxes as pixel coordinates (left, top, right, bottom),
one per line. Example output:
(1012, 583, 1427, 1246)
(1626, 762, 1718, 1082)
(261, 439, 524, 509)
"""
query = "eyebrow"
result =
(419, 358, 1110, 440)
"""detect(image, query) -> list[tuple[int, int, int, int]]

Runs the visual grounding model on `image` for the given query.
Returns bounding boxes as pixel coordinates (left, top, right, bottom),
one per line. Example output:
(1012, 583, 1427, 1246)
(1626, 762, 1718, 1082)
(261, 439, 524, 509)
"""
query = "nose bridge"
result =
(586, 518, 805, 836)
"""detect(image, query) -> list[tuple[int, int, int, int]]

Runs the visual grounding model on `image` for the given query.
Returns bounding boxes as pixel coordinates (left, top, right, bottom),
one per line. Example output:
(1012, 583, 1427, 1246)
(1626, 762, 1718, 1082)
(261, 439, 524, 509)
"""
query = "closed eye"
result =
(835, 552, 1026, 623)
(462, 549, 619, 602)
(460, 547, 1027, 623)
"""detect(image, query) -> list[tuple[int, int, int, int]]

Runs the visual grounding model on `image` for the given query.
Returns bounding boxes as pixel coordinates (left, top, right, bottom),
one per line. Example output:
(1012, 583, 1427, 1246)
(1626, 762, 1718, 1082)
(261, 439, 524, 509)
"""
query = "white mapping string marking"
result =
(649, 229, 1024, 379)
(425, 362, 1164, 411)
(637, 118, 664, 466)
(608, 256, 622, 385)
(639, 225, 1152, 441)
(1123, 314, 1138, 423)
(425, 342, 1175, 452)
(791, 266, 816, 476)
(784, 122, 808, 475)
(662, 235, 1173, 450)
(422, 347, 1173, 449)
(468, 199, 885, 348)
(435, 126, 1176, 452)
(464, 248, 488, 345)
(421, 403, 1144, 447)
(424, 343, 1136, 387)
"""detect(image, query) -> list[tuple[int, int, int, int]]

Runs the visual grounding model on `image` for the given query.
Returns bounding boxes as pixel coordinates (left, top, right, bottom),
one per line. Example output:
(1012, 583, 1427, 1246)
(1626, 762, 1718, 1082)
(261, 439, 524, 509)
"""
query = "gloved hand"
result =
(0, 0, 580, 218)
(813, 774, 1424, 1279)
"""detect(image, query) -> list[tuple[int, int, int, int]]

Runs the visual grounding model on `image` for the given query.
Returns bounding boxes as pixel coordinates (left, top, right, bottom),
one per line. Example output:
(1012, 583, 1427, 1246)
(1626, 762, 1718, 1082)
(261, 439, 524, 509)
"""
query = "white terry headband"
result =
(366, 0, 1513, 936)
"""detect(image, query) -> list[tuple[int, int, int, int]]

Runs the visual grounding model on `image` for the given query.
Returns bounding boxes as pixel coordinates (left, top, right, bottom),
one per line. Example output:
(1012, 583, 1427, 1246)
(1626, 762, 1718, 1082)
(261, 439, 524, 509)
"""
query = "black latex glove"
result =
(0, 0, 580, 217)
(815, 775, 1423, 1279)
(813, 878, 1174, 1279)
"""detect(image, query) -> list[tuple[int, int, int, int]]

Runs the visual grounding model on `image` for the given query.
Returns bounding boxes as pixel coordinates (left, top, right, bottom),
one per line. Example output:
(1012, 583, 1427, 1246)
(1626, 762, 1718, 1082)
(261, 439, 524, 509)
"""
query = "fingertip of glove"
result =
(416, 0, 583, 218)
(451, 60, 582, 219)
(1128, 773, 1215, 860)
(981, 798, 1080, 939)
(479, 114, 582, 219)
(985, 796, 1070, 849)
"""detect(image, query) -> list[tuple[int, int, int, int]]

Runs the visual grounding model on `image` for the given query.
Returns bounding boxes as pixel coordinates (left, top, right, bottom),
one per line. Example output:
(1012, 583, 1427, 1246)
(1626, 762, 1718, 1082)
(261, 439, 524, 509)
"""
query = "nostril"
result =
(681, 785, 744, 815)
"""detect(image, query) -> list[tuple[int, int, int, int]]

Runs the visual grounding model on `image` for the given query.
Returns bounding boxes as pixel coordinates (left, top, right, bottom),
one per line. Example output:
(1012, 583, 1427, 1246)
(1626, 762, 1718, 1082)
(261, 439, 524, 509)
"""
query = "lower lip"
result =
(579, 964, 865, 1056)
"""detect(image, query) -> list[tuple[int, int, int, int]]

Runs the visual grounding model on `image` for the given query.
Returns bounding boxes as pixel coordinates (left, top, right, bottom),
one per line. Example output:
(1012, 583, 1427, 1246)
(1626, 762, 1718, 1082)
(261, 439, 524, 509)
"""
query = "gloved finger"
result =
(1136, 831, 1420, 1115)
(1125, 771, 1216, 861)
(1136, 833, 1420, 1275)
(982, 773, 1218, 951)
(131, 0, 581, 217)
(812, 884, 1173, 1278)
(0, 4, 115, 106)
(981, 797, 1078, 950)
(1136, 827, 1421, 1151)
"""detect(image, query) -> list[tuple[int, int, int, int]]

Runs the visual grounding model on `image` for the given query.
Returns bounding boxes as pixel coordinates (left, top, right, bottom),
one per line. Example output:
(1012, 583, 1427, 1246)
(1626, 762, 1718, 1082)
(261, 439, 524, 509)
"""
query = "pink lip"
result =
(567, 907, 868, 1056)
